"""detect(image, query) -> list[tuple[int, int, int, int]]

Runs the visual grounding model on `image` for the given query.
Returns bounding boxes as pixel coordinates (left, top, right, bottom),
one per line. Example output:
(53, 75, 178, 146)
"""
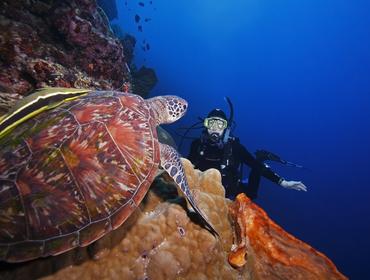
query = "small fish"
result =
(150, 1, 153, 4)
(144, 18, 151, 22)
(146, 43, 150, 50)
(125, 1, 127, 6)
(138, 2, 144, 7)
(0, 88, 90, 139)
(138, 25, 143, 32)
(135, 14, 140, 23)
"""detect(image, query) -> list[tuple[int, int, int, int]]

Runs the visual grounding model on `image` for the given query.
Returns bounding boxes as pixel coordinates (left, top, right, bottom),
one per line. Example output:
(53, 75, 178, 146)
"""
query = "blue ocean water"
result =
(111, 1, 370, 278)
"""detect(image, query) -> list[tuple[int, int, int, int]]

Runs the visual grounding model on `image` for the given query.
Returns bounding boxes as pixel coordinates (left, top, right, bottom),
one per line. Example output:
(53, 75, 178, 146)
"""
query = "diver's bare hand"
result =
(280, 180, 307, 191)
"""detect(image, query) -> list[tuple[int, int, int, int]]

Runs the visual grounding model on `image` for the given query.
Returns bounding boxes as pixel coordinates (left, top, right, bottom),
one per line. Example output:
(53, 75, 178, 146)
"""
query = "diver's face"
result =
(205, 117, 227, 142)
(207, 127, 225, 142)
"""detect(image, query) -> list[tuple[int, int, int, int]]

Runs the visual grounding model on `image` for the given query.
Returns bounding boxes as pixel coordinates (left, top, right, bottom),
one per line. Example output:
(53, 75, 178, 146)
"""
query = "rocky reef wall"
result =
(0, 0, 156, 101)
(96, 0, 118, 21)
(0, 0, 127, 94)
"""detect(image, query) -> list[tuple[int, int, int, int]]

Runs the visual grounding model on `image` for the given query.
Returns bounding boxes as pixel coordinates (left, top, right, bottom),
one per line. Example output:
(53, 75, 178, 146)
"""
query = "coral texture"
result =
(229, 193, 348, 280)
(0, 0, 156, 98)
(0, 92, 22, 115)
(0, 160, 346, 280)
(131, 66, 158, 97)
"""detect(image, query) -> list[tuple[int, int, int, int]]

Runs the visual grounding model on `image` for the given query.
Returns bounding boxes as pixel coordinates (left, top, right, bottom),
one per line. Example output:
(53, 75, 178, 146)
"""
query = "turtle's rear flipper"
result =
(159, 142, 219, 237)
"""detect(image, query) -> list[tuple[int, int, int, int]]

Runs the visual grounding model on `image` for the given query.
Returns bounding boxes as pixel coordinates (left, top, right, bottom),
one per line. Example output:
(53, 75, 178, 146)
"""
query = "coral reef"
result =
(131, 66, 158, 97)
(119, 34, 136, 66)
(0, 0, 156, 99)
(228, 193, 348, 279)
(0, 0, 128, 95)
(0, 3, 347, 277)
(97, 0, 118, 21)
(0, 92, 22, 115)
(0, 160, 347, 280)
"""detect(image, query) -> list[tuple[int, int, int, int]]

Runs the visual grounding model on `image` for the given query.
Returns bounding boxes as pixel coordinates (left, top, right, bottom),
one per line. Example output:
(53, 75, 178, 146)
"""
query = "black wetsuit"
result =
(188, 134, 283, 199)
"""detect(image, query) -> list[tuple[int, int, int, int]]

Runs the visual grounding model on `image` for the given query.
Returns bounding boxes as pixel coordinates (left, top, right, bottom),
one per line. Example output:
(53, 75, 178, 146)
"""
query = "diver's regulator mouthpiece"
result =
(210, 132, 222, 142)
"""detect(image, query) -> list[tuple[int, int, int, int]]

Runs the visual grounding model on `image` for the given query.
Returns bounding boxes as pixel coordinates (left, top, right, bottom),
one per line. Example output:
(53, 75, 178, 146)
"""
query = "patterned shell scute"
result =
(0, 91, 160, 262)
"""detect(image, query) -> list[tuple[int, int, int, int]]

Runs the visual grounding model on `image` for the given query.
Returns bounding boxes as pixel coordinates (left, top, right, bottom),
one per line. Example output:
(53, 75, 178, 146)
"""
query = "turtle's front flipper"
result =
(159, 142, 219, 237)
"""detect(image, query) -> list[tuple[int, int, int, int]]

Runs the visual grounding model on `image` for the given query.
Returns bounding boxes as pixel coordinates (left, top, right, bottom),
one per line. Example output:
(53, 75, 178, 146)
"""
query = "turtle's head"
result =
(147, 95, 188, 125)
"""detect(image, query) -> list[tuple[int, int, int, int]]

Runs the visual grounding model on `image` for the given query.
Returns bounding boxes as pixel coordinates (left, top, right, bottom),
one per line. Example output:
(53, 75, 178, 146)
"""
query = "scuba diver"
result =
(186, 98, 307, 200)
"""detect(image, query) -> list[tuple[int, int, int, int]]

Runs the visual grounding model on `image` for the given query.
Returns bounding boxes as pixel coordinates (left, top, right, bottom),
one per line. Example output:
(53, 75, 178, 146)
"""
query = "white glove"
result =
(279, 180, 307, 192)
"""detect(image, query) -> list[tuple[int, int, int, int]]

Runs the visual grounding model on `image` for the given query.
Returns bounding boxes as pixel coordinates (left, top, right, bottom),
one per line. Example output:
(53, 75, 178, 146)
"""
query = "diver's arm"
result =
(238, 143, 307, 191)
(238, 143, 282, 184)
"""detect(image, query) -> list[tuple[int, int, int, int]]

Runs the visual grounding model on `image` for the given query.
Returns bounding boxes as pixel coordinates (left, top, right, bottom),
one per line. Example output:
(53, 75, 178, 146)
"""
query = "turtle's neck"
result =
(147, 96, 167, 125)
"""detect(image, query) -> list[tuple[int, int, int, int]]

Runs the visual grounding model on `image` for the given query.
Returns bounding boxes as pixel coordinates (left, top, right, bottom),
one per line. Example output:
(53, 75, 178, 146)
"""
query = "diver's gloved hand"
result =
(279, 180, 307, 191)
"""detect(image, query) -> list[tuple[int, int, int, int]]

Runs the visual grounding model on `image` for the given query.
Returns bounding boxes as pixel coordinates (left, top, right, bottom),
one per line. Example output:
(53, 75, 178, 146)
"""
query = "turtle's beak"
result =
(177, 97, 188, 117)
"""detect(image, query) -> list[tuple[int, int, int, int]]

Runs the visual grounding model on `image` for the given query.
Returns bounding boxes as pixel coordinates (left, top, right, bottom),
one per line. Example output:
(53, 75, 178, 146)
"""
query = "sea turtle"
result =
(0, 88, 218, 263)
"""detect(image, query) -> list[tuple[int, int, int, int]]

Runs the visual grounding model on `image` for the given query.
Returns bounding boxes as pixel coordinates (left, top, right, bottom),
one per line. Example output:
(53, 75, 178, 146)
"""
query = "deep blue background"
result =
(111, 1, 370, 278)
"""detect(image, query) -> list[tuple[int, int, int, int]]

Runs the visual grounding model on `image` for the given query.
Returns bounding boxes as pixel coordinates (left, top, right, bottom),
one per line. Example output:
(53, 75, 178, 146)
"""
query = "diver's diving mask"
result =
(204, 117, 228, 130)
